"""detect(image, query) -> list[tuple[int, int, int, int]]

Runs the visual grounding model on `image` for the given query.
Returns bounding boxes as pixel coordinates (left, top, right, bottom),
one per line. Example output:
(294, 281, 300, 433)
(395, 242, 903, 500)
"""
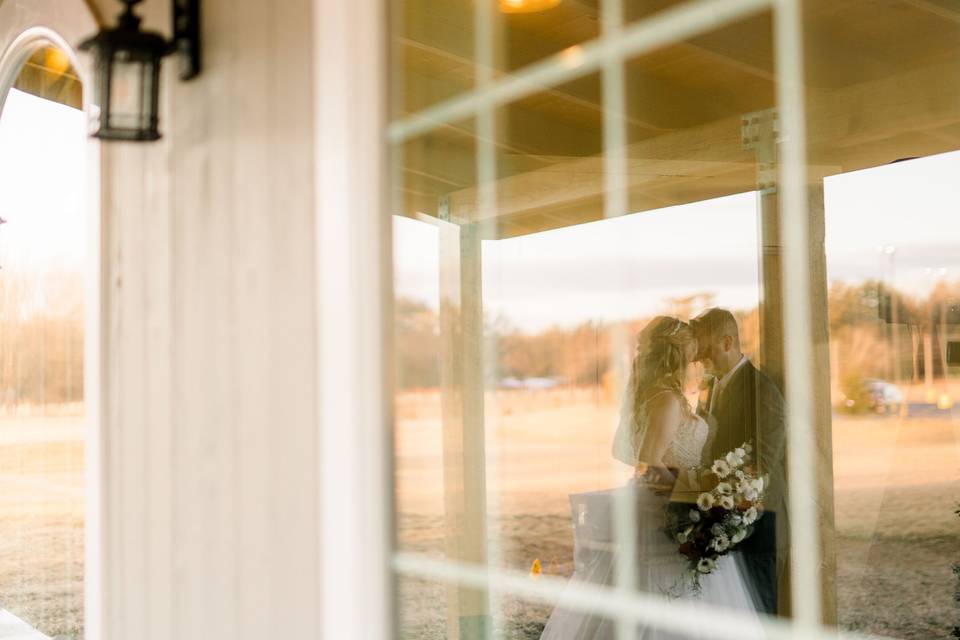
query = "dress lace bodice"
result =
(614, 389, 710, 469)
(662, 413, 709, 469)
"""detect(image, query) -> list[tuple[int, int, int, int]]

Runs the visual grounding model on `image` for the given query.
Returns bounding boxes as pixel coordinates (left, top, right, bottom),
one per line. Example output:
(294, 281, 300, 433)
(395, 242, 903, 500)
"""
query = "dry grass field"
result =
(0, 413, 84, 639)
(0, 391, 954, 640)
(395, 388, 960, 639)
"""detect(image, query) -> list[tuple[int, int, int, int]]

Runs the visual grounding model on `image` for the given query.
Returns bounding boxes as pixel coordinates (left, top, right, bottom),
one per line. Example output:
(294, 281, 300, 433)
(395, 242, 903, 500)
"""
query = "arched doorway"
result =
(0, 3, 99, 639)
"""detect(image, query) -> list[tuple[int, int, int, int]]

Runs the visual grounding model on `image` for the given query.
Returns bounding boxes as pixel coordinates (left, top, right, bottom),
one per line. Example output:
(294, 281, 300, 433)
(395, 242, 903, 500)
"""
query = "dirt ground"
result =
(0, 414, 84, 639)
(395, 388, 960, 639)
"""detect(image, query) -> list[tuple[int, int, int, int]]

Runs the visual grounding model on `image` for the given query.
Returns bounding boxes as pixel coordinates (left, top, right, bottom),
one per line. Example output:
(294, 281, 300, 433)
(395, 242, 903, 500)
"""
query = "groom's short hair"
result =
(691, 308, 740, 348)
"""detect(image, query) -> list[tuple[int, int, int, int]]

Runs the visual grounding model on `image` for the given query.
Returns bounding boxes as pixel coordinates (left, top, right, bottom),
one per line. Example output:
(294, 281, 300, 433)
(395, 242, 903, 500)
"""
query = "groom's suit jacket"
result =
(704, 359, 787, 615)
(705, 359, 786, 517)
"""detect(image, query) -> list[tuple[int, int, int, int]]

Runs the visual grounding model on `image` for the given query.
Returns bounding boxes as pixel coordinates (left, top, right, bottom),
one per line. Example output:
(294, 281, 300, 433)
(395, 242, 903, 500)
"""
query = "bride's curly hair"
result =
(632, 316, 696, 418)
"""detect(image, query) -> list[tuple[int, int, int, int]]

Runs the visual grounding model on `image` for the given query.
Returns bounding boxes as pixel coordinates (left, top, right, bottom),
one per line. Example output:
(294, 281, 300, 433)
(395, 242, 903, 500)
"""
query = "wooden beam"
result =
(447, 154, 753, 222)
(807, 181, 839, 626)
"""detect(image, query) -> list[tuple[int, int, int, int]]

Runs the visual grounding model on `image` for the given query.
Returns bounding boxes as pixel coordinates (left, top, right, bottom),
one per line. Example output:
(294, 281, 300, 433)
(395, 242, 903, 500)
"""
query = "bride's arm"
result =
(636, 392, 682, 474)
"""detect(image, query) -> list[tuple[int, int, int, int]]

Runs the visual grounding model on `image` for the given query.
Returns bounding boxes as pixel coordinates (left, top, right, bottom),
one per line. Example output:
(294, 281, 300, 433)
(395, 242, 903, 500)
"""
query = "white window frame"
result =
(314, 0, 863, 637)
(0, 1, 103, 638)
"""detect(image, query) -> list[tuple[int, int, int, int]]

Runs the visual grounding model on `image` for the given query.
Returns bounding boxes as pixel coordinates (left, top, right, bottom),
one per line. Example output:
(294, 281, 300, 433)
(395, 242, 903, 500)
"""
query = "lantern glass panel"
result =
(107, 53, 146, 131)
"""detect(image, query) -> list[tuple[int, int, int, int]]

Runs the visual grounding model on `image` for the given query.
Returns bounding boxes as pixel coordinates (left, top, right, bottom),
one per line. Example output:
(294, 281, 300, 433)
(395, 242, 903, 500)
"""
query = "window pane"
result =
(390, 4, 800, 635)
(806, 1, 960, 636)
(825, 155, 960, 639)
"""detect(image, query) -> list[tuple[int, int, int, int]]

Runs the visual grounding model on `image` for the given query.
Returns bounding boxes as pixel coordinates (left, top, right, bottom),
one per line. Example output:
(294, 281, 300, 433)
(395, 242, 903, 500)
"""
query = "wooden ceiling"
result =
(393, 0, 960, 238)
(12, 48, 82, 111)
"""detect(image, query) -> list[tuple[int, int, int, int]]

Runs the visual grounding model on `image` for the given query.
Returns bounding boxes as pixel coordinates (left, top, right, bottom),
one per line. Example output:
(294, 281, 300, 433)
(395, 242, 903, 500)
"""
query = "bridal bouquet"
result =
(664, 442, 767, 592)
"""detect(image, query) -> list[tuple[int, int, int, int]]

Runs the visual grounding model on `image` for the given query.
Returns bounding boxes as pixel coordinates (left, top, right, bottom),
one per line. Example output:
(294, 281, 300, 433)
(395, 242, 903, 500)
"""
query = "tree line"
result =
(395, 279, 960, 390)
(0, 268, 84, 407)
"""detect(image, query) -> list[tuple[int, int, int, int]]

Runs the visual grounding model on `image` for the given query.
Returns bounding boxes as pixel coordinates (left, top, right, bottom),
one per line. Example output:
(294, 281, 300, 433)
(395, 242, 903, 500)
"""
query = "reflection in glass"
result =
(0, 49, 86, 639)
(390, 0, 960, 637)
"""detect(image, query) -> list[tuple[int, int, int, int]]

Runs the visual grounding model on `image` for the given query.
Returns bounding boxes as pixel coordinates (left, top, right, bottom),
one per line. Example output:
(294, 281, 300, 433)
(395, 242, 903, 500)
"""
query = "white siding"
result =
(90, 1, 320, 638)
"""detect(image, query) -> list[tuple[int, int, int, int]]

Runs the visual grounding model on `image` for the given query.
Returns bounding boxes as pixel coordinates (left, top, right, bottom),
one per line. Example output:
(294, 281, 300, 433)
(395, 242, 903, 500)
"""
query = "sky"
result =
(394, 150, 960, 332)
(0, 88, 86, 271)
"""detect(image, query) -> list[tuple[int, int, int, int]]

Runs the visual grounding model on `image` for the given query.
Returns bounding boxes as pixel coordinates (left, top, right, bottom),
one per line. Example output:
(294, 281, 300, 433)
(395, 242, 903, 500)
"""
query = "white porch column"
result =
(438, 217, 490, 640)
(314, 0, 392, 639)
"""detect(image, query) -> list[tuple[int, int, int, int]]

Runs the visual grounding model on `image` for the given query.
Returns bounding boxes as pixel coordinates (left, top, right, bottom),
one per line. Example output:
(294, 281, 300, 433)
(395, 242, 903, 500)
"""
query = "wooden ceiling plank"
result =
(440, 55, 960, 234)
(899, 0, 960, 26)
(400, 36, 666, 135)
(674, 41, 775, 83)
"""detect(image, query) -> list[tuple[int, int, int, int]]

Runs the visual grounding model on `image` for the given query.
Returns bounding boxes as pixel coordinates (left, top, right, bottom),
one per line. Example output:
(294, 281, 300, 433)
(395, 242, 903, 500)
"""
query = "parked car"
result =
(841, 378, 904, 415)
(862, 379, 904, 415)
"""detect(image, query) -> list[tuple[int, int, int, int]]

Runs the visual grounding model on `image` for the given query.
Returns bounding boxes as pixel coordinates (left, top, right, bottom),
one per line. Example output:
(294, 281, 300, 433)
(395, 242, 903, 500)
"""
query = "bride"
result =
(540, 316, 761, 640)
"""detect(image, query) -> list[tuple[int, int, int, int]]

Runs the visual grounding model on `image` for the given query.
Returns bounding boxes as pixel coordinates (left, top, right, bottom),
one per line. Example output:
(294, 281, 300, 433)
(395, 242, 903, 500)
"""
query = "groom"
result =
(690, 308, 787, 616)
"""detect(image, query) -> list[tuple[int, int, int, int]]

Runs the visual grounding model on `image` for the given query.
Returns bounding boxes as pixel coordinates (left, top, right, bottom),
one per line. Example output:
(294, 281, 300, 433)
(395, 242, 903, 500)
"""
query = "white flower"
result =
(742, 443, 753, 454)
(743, 506, 758, 525)
(719, 495, 735, 510)
(711, 534, 730, 552)
(711, 460, 731, 478)
(697, 492, 716, 511)
(734, 470, 745, 481)
(725, 451, 743, 468)
(742, 488, 758, 502)
(688, 509, 701, 523)
(727, 513, 743, 526)
(752, 477, 765, 493)
(711, 523, 725, 536)
(715, 482, 733, 496)
(731, 529, 747, 544)
(735, 447, 746, 458)
(696, 558, 716, 574)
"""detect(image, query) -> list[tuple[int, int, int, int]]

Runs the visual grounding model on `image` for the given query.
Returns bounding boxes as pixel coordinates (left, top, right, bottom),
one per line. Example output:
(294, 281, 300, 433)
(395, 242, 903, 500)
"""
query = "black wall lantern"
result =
(80, 0, 200, 141)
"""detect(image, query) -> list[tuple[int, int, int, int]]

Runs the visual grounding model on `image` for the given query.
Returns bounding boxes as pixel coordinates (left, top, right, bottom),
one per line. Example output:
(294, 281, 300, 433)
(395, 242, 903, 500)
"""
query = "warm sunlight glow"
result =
(499, 0, 562, 14)
(43, 47, 72, 77)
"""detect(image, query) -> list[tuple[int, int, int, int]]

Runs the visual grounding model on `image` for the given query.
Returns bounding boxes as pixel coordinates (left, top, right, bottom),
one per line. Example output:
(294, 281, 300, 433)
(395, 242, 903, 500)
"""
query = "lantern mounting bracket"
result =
(172, 0, 201, 80)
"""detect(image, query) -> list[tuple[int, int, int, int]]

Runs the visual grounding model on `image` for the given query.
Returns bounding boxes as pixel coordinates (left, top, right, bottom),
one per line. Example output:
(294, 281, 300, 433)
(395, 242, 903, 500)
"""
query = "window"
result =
(387, 0, 960, 638)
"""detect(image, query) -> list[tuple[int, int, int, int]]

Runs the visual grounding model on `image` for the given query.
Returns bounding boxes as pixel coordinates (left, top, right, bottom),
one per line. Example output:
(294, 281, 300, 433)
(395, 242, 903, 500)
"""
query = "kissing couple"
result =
(540, 309, 786, 639)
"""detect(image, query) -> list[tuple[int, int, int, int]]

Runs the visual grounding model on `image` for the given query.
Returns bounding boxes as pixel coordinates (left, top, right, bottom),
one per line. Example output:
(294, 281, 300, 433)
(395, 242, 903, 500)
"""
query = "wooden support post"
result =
(748, 109, 785, 388)
(748, 110, 837, 623)
(758, 184, 786, 389)
(806, 181, 839, 626)
(438, 216, 489, 640)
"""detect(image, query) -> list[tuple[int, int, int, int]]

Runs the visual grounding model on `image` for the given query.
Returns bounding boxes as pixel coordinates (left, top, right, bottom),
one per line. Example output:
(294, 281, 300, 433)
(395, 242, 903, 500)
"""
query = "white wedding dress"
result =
(540, 399, 762, 639)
